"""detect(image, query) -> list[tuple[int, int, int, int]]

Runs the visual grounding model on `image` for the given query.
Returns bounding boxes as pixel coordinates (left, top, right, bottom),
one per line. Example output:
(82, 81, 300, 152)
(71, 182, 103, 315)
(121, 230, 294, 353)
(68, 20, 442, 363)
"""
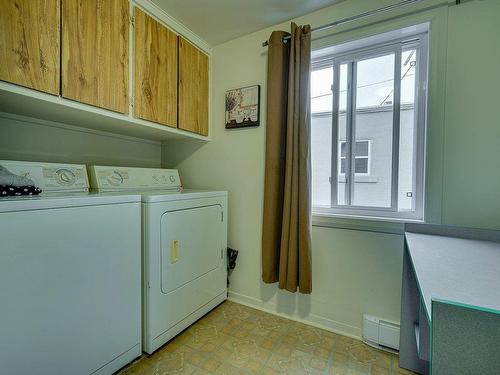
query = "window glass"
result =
(353, 53, 395, 208)
(356, 141, 369, 156)
(311, 67, 333, 113)
(355, 158, 368, 174)
(311, 67, 333, 208)
(336, 64, 348, 205)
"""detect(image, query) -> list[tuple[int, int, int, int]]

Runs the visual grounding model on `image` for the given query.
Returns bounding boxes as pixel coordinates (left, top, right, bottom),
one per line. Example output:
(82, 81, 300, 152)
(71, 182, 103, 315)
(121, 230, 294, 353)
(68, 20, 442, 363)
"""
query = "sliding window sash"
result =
(330, 43, 404, 212)
(330, 60, 357, 207)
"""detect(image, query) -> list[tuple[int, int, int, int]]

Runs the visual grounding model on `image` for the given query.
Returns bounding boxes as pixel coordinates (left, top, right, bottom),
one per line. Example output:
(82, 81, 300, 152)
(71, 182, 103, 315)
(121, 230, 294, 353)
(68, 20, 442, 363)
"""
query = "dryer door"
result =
(160, 204, 223, 294)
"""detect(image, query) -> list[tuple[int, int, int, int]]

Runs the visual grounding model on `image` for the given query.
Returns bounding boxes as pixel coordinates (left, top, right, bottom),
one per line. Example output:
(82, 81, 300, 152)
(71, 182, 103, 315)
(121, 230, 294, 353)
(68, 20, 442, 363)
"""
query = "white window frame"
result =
(312, 31, 428, 221)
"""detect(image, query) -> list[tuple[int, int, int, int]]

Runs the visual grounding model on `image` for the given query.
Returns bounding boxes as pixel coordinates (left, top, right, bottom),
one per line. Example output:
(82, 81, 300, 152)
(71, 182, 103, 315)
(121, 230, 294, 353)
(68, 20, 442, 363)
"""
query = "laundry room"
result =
(1, 0, 500, 374)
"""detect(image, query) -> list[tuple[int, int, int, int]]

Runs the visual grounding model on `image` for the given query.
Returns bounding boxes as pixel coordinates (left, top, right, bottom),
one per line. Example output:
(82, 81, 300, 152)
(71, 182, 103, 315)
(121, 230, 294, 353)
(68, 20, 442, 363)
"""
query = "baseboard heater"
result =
(362, 314, 400, 353)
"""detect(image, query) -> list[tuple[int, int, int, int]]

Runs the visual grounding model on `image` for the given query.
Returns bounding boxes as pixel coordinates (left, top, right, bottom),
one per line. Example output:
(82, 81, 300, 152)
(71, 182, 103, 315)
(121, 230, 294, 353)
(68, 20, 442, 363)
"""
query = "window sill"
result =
(312, 212, 424, 234)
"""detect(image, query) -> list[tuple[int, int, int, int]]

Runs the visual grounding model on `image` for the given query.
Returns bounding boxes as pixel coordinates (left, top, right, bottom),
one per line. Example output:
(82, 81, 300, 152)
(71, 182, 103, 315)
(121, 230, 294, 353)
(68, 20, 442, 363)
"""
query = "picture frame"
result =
(225, 85, 260, 129)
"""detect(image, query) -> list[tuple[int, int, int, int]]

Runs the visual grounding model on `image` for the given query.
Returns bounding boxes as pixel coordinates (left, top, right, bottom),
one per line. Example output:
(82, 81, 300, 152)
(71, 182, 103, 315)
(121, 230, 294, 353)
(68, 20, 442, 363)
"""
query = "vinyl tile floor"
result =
(117, 300, 417, 375)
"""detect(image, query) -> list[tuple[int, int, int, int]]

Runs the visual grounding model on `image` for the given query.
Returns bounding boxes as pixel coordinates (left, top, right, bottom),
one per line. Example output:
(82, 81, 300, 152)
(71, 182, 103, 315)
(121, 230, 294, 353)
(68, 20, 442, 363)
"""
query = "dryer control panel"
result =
(89, 166, 182, 191)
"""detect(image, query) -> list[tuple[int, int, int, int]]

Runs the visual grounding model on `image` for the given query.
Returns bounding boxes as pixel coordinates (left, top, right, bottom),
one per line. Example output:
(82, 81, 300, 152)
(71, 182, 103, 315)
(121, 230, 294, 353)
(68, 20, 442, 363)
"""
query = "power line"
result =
(311, 72, 415, 100)
(379, 63, 415, 105)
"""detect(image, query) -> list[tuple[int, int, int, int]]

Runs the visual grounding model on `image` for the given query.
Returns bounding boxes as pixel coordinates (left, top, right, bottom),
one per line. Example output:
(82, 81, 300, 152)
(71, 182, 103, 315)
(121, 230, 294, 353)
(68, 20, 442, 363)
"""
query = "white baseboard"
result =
(227, 290, 362, 340)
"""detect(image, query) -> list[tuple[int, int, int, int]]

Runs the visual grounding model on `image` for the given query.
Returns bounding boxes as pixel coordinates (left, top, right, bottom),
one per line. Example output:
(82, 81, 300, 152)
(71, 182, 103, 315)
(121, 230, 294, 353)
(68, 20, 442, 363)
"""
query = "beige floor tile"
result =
(330, 342, 398, 375)
(266, 352, 312, 375)
(348, 344, 391, 369)
(197, 337, 229, 355)
(259, 335, 282, 351)
(193, 369, 214, 375)
(118, 357, 154, 375)
(200, 357, 223, 373)
(260, 366, 281, 375)
(334, 335, 360, 355)
(392, 363, 419, 375)
(269, 341, 288, 356)
(185, 350, 209, 368)
(370, 363, 391, 375)
(147, 351, 199, 375)
(218, 302, 253, 321)
(213, 362, 249, 375)
(179, 324, 229, 351)
(308, 355, 330, 372)
(215, 336, 272, 374)
(117, 301, 419, 375)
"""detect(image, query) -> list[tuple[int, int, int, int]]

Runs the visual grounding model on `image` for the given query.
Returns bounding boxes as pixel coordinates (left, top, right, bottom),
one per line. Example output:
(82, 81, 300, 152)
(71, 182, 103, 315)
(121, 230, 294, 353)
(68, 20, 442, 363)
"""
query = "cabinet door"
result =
(0, 0, 60, 95)
(178, 37, 209, 136)
(62, 0, 129, 114)
(134, 8, 177, 127)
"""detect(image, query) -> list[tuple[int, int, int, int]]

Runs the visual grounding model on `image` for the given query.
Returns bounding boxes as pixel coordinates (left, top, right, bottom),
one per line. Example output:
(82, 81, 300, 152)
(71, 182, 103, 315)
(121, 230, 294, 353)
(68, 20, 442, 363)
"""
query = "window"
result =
(339, 140, 370, 175)
(310, 27, 428, 220)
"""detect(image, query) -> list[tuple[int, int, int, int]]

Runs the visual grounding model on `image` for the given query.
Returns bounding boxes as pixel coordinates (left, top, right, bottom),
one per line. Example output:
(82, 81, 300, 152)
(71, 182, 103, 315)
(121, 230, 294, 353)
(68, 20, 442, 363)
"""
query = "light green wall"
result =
(441, 0, 500, 230)
(0, 113, 161, 167)
(163, 0, 499, 337)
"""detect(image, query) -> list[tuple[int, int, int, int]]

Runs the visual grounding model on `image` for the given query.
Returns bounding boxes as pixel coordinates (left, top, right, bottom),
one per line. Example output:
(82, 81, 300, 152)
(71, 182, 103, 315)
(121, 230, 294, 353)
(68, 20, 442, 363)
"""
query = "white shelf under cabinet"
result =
(0, 82, 210, 142)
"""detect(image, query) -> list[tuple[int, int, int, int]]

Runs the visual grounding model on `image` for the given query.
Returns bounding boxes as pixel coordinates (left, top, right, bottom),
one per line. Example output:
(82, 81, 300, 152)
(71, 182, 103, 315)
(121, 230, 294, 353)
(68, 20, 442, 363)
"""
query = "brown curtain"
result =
(262, 23, 312, 294)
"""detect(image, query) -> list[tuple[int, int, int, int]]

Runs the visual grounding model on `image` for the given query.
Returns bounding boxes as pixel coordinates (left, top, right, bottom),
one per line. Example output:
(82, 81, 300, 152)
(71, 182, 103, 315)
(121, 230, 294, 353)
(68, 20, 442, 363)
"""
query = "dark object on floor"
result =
(0, 185, 42, 197)
(227, 247, 239, 286)
(228, 248, 238, 270)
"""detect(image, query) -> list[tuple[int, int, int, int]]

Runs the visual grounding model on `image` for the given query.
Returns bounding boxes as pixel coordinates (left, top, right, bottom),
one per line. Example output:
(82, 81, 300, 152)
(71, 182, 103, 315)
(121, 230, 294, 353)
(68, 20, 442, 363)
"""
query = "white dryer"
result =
(89, 166, 228, 354)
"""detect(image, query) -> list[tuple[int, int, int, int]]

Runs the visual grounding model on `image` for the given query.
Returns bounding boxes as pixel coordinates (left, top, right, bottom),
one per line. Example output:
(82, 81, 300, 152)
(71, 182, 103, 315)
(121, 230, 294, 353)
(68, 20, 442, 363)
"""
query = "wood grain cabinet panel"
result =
(134, 8, 177, 127)
(0, 0, 60, 95)
(62, 0, 129, 114)
(178, 37, 209, 136)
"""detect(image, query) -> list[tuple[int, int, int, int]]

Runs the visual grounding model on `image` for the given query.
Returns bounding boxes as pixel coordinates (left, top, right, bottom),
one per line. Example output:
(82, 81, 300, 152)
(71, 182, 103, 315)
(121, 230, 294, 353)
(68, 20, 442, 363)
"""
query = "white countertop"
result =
(0, 191, 142, 212)
(405, 232, 500, 320)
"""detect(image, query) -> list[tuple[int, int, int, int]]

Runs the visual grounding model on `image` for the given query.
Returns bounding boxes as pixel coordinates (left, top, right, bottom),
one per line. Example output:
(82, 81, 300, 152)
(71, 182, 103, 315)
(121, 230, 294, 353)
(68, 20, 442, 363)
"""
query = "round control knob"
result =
(55, 169, 76, 186)
(107, 171, 124, 186)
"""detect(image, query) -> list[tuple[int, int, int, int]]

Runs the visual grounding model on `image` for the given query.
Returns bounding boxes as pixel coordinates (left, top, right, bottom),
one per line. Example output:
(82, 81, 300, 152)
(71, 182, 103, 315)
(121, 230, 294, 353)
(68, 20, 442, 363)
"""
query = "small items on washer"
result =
(0, 165, 42, 196)
(1, 185, 42, 197)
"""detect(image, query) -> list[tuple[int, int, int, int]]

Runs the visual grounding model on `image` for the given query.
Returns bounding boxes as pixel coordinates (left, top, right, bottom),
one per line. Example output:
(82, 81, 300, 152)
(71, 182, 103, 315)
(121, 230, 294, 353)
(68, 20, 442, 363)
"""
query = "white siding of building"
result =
(312, 106, 415, 210)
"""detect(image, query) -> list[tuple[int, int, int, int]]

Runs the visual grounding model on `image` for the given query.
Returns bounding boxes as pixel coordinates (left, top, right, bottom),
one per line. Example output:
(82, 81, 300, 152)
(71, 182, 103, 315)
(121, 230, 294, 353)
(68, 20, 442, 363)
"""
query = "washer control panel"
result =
(89, 166, 182, 191)
(0, 160, 89, 192)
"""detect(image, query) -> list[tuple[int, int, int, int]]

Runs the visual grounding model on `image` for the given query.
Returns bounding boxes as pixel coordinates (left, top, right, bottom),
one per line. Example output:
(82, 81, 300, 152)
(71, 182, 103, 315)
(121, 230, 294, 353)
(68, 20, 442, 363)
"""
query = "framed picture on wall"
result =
(225, 85, 260, 129)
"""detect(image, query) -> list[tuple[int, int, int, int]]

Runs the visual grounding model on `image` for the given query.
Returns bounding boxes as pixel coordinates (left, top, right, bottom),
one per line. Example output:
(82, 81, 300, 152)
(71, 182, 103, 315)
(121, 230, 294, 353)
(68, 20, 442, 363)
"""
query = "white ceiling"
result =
(151, 0, 344, 46)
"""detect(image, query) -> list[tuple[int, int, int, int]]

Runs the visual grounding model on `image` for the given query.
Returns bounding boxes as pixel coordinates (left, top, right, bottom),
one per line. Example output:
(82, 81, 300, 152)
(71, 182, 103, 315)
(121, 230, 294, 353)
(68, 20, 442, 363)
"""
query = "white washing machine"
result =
(89, 166, 228, 354)
(0, 160, 142, 375)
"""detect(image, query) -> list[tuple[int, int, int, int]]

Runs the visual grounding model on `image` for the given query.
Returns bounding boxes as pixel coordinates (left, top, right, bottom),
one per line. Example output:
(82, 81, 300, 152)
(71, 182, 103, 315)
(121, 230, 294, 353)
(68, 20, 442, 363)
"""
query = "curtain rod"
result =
(261, 0, 424, 47)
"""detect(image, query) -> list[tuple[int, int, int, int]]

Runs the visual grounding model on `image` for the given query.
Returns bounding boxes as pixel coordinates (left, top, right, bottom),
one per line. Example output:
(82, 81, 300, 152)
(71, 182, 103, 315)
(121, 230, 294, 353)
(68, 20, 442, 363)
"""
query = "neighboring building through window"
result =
(310, 25, 428, 220)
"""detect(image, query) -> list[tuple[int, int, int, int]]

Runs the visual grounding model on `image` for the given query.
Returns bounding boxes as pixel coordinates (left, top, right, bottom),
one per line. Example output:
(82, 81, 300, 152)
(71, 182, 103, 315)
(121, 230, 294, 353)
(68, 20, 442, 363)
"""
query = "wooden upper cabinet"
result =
(62, 0, 129, 114)
(178, 37, 209, 136)
(134, 8, 177, 128)
(0, 0, 60, 95)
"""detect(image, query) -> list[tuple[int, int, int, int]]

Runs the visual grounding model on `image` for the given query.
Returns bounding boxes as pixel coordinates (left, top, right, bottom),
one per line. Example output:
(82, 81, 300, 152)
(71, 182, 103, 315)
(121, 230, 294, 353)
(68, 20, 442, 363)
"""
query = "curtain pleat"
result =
(262, 23, 312, 294)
